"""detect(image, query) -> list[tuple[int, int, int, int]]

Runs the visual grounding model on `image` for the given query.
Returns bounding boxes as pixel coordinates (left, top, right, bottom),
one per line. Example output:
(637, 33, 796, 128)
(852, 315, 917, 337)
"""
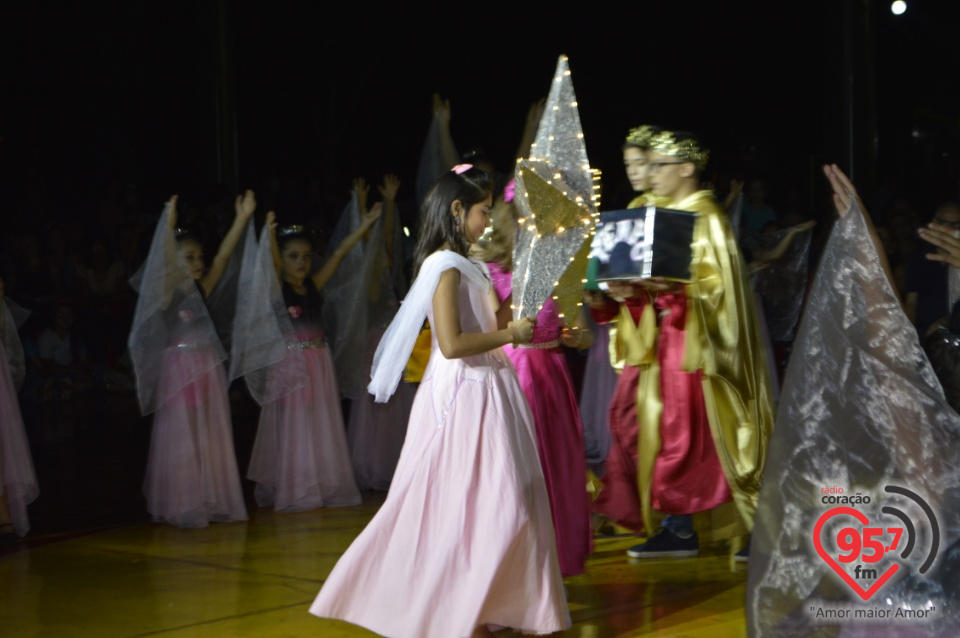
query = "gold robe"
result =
(614, 190, 775, 536)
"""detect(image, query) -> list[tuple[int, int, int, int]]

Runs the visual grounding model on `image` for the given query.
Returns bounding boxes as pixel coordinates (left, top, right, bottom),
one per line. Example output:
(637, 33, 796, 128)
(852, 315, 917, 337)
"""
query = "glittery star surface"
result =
(512, 55, 600, 323)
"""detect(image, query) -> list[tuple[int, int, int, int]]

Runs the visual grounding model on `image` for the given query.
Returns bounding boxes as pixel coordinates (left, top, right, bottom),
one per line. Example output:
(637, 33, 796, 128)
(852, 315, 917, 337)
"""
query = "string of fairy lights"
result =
(509, 55, 602, 325)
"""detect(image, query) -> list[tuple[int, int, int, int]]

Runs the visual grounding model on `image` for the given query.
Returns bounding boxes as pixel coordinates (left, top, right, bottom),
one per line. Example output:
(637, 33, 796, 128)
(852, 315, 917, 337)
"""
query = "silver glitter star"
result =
(512, 55, 601, 322)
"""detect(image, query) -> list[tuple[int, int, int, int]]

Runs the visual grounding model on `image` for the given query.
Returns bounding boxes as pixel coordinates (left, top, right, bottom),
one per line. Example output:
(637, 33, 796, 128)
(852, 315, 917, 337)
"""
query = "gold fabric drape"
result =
(615, 190, 775, 536)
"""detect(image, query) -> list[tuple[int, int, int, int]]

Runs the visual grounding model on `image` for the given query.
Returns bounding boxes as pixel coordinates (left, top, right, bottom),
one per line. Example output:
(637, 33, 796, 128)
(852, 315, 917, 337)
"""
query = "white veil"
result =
(322, 192, 410, 399)
(127, 204, 227, 415)
(415, 110, 459, 208)
(746, 201, 960, 637)
(229, 222, 309, 405)
(368, 251, 488, 403)
(321, 193, 364, 358)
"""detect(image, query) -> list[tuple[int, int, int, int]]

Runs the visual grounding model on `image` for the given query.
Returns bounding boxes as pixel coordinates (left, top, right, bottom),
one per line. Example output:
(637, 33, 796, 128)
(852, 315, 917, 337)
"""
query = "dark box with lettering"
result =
(588, 206, 697, 282)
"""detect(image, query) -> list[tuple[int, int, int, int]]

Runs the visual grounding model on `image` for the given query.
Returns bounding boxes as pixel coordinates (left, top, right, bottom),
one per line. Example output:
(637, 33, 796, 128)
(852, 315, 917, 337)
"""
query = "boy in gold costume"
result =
(597, 129, 774, 559)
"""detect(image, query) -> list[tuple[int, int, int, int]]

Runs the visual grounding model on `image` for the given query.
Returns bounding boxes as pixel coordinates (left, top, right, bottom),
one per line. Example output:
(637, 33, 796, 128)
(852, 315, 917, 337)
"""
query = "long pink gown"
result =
(310, 252, 570, 638)
(488, 262, 592, 577)
(144, 310, 248, 528)
(247, 280, 361, 510)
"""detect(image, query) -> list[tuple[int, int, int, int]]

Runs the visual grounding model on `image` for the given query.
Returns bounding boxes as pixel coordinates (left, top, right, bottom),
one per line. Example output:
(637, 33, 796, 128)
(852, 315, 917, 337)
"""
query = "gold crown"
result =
(649, 130, 710, 170)
(624, 125, 657, 149)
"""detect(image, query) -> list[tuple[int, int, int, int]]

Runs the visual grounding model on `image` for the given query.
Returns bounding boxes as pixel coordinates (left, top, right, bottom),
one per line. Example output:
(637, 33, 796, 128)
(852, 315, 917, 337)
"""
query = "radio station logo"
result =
(813, 485, 939, 601)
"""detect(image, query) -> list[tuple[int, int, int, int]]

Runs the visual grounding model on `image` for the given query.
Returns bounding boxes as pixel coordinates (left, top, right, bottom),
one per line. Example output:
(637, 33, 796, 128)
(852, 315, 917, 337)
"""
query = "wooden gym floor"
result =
(2, 491, 748, 638)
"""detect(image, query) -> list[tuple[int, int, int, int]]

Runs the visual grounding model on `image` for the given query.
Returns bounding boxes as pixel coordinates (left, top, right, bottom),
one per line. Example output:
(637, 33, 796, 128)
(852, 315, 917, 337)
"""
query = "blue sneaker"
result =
(626, 529, 699, 558)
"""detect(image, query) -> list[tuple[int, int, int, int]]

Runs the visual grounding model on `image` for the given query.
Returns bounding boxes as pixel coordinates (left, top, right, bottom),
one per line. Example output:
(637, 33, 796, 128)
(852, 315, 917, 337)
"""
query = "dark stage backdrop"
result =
(0, 0, 958, 233)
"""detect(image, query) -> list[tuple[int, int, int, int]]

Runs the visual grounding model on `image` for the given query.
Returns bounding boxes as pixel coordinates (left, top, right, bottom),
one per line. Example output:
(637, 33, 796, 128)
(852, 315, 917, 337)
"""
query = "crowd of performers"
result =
(4, 97, 960, 637)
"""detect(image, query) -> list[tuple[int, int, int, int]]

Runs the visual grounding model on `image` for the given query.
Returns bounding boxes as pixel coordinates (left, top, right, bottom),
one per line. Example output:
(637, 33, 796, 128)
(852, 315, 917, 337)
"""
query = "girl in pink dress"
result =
(235, 199, 378, 511)
(481, 191, 593, 578)
(310, 166, 570, 638)
(0, 278, 38, 542)
(130, 193, 253, 528)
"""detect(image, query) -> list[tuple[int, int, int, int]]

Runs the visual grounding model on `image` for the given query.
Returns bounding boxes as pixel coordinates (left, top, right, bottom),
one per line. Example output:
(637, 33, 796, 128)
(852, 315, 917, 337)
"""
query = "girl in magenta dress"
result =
(130, 194, 253, 528)
(310, 166, 569, 638)
(481, 190, 593, 578)
(487, 264, 593, 576)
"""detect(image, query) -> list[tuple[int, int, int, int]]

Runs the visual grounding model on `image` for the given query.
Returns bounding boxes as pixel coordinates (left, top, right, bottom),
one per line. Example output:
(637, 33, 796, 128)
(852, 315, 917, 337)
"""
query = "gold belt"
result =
(288, 338, 327, 350)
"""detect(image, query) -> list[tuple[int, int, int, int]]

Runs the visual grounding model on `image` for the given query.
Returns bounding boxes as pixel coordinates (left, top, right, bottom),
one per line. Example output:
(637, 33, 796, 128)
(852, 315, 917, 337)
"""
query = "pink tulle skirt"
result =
(506, 344, 592, 578)
(144, 347, 247, 528)
(310, 351, 570, 637)
(249, 345, 361, 511)
(0, 341, 39, 537)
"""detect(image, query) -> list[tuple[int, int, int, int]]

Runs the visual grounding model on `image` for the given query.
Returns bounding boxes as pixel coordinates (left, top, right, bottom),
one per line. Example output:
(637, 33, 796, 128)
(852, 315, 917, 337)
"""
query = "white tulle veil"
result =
(323, 196, 409, 399)
(746, 201, 960, 637)
(229, 222, 309, 405)
(127, 204, 229, 415)
(415, 109, 459, 208)
(368, 251, 488, 403)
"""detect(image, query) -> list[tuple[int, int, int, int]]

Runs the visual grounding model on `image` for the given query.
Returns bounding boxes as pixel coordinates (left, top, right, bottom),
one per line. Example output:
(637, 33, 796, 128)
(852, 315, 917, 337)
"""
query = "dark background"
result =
(1, 0, 959, 233)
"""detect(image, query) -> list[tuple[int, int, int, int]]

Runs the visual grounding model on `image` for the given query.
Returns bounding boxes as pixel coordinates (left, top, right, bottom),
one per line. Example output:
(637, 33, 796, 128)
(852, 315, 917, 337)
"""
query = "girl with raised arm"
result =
(239, 191, 382, 512)
(129, 192, 254, 528)
(310, 165, 570, 638)
(329, 174, 416, 491)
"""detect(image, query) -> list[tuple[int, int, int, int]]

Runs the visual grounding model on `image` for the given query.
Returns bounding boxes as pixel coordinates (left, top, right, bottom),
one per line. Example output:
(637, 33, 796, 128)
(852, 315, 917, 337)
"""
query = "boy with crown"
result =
(595, 129, 774, 559)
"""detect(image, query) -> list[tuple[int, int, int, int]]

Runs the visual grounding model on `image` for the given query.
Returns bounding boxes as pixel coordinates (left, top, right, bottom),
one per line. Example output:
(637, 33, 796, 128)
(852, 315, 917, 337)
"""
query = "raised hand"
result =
(432, 93, 451, 127)
(525, 98, 546, 134)
(729, 179, 744, 198)
(353, 178, 370, 213)
(377, 174, 401, 202)
(824, 164, 900, 295)
(235, 189, 257, 219)
(724, 179, 744, 211)
(919, 223, 960, 267)
(166, 195, 179, 229)
(361, 202, 383, 229)
(823, 164, 862, 218)
(266, 211, 277, 236)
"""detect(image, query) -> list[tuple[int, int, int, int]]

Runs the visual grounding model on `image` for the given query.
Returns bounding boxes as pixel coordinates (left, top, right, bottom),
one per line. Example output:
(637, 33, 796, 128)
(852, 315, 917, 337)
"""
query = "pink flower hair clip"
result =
(288, 306, 303, 319)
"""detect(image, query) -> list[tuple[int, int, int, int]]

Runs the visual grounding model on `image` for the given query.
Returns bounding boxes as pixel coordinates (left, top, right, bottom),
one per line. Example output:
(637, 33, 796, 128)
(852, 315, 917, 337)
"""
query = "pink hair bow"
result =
(503, 179, 516, 203)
